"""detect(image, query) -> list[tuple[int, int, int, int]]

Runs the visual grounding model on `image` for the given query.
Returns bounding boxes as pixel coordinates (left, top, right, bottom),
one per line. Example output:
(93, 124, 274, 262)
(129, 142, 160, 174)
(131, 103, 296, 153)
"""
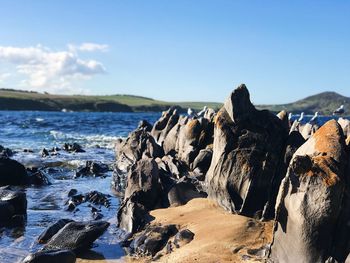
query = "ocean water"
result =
(0, 111, 161, 263)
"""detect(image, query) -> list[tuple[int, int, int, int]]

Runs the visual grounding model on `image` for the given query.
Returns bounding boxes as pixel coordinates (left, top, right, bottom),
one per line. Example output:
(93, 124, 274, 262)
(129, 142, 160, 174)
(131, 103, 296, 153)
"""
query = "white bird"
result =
(309, 111, 319, 124)
(197, 106, 208, 117)
(288, 112, 293, 120)
(298, 112, 304, 122)
(333, 105, 345, 115)
(187, 107, 194, 117)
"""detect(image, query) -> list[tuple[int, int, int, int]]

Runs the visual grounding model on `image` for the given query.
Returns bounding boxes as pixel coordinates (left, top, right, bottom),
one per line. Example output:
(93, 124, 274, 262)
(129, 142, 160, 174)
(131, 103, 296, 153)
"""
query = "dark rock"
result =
(75, 161, 109, 178)
(26, 167, 52, 185)
(22, 249, 76, 263)
(45, 221, 109, 251)
(269, 120, 347, 262)
(0, 157, 27, 186)
(137, 120, 153, 132)
(151, 107, 179, 146)
(0, 145, 13, 158)
(173, 229, 194, 248)
(0, 188, 27, 226)
(38, 219, 74, 243)
(41, 148, 50, 157)
(128, 224, 178, 257)
(63, 143, 85, 153)
(68, 189, 78, 197)
(92, 212, 103, 220)
(191, 148, 213, 175)
(66, 191, 110, 211)
(206, 84, 288, 216)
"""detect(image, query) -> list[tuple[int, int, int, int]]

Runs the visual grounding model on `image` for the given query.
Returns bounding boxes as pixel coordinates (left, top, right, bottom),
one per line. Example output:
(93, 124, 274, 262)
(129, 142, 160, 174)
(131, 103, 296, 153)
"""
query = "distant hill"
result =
(0, 89, 348, 114)
(0, 89, 221, 112)
(258, 91, 350, 115)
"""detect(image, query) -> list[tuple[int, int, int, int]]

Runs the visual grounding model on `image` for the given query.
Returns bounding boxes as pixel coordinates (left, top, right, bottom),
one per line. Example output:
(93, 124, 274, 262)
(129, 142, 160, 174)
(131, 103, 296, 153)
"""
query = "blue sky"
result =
(0, 1, 349, 104)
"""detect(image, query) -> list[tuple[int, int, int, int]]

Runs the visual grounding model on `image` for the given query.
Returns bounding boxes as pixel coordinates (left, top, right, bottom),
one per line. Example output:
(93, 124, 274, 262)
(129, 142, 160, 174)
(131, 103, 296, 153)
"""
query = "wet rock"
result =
(38, 219, 74, 243)
(206, 84, 288, 216)
(45, 221, 109, 251)
(41, 148, 50, 157)
(75, 161, 109, 178)
(26, 167, 52, 185)
(0, 157, 27, 186)
(92, 212, 103, 220)
(22, 249, 76, 263)
(63, 143, 85, 153)
(173, 229, 194, 248)
(66, 191, 111, 211)
(0, 188, 27, 226)
(269, 120, 347, 263)
(0, 145, 13, 158)
(68, 189, 78, 197)
(127, 224, 178, 257)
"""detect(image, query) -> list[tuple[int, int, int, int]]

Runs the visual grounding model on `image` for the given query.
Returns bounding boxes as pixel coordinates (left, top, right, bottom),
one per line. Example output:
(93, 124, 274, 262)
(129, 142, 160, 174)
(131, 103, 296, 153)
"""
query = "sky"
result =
(0, 1, 349, 104)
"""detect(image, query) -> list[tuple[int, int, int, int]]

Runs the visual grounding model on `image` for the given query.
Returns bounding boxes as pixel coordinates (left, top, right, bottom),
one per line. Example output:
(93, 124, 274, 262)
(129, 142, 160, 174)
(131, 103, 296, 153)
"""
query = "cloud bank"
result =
(0, 43, 108, 93)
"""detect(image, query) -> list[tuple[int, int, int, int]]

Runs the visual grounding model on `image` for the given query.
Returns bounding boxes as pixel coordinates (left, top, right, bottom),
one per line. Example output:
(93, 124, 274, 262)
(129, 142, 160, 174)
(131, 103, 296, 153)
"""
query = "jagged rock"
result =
(66, 191, 111, 211)
(41, 148, 50, 157)
(38, 219, 74, 243)
(115, 129, 164, 174)
(118, 158, 162, 233)
(26, 167, 52, 185)
(0, 157, 27, 186)
(156, 155, 187, 179)
(269, 120, 347, 263)
(63, 143, 85, 153)
(22, 250, 76, 263)
(127, 224, 178, 257)
(45, 221, 109, 251)
(151, 107, 179, 146)
(137, 120, 153, 132)
(162, 116, 188, 155)
(0, 188, 27, 226)
(301, 122, 315, 140)
(206, 84, 288, 216)
(191, 148, 213, 175)
(75, 161, 109, 178)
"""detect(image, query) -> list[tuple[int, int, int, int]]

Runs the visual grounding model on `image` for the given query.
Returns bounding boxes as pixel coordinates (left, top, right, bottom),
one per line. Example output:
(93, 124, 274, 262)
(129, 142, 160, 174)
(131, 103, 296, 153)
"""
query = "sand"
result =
(141, 198, 274, 263)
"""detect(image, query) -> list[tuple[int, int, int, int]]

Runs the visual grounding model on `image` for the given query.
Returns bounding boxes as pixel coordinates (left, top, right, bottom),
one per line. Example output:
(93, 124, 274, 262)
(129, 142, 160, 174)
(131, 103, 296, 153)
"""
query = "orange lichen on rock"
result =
(311, 155, 340, 187)
(186, 119, 200, 139)
(313, 120, 344, 160)
(214, 107, 231, 129)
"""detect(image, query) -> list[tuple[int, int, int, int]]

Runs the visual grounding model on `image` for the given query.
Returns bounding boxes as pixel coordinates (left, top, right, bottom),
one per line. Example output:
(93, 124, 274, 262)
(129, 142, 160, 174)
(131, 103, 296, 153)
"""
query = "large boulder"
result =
(0, 187, 27, 226)
(205, 84, 288, 216)
(45, 221, 109, 251)
(269, 120, 347, 262)
(38, 219, 74, 243)
(0, 157, 27, 186)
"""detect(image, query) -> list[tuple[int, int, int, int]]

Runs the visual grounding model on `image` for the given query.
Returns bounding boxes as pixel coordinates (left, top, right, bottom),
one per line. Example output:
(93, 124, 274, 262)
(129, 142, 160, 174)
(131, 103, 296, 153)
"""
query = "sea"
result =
(0, 111, 160, 263)
(0, 111, 348, 263)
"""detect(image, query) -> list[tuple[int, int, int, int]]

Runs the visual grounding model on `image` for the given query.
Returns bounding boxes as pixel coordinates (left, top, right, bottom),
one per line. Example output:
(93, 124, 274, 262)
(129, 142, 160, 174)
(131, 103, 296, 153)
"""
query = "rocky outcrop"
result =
(75, 161, 109, 178)
(0, 187, 27, 226)
(38, 219, 74, 243)
(206, 84, 288, 217)
(339, 117, 350, 138)
(44, 221, 109, 251)
(269, 120, 348, 262)
(0, 157, 27, 186)
(151, 107, 179, 146)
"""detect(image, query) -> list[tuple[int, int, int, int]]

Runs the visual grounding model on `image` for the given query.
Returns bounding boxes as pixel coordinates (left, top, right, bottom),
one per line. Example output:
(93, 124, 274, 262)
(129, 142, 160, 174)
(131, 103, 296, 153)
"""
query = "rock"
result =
(151, 108, 179, 146)
(26, 167, 52, 185)
(206, 84, 288, 216)
(45, 221, 109, 251)
(66, 191, 111, 211)
(63, 143, 85, 153)
(301, 122, 316, 140)
(22, 249, 76, 263)
(127, 224, 178, 257)
(338, 117, 350, 137)
(92, 212, 103, 220)
(0, 145, 13, 158)
(75, 161, 109, 178)
(118, 158, 162, 233)
(41, 148, 50, 157)
(0, 188, 27, 226)
(137, 120, 153, 132)
(269, 120, 347, 263)
(0, 157, 27, 186)
(191, 148, 213, 175)
(167, 177, 207, 207)
(114, 128, 164, 175)
(173, 229, 194, 248)
(38, 219, 74, 243)
(276, 110, 290, 131)
(68, 189, 78, 197)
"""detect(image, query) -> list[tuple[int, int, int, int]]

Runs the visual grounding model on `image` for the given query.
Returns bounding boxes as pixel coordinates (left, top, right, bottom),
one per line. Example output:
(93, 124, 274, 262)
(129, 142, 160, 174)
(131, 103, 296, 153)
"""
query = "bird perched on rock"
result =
(333, 105, 345, 115)
(298, 112, 304, 122)
(309, 111, 319, 124)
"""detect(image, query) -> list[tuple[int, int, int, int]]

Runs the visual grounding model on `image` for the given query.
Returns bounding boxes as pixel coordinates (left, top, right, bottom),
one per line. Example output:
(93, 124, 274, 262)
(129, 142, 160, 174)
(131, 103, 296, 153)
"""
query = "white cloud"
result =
(0, 44, 107, 93)
(0, 73, 11, 83)
(68, 43, 109, 53)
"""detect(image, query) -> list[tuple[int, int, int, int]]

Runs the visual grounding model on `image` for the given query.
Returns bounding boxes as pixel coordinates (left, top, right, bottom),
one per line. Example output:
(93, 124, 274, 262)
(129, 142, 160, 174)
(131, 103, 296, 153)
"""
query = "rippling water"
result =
(0, 111, 161, 263)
